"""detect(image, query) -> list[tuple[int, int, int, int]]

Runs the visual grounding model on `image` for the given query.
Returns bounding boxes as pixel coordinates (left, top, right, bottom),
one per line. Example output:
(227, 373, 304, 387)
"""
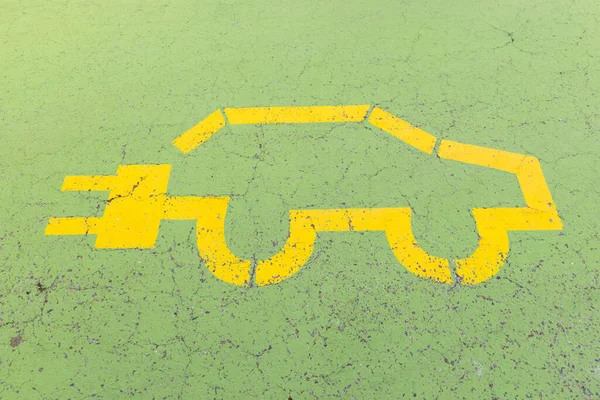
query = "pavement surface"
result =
(1, 0, 599, 398)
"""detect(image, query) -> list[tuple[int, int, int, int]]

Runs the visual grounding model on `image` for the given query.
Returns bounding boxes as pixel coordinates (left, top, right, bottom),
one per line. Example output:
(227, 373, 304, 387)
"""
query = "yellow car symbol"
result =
(46, 105, 562, 286)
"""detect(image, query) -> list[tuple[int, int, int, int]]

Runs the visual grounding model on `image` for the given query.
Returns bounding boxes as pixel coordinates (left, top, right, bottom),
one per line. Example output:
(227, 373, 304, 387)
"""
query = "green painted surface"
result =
(1, 0, 599, 398)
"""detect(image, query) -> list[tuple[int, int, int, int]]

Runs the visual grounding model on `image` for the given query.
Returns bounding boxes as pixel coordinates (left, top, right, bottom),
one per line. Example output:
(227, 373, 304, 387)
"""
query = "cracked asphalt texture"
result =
(1, 0, 599, 398)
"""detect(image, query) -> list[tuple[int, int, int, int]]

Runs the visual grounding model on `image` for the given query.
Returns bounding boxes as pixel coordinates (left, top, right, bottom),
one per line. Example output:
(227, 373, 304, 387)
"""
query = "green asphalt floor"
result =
(1, 0, 600, 398)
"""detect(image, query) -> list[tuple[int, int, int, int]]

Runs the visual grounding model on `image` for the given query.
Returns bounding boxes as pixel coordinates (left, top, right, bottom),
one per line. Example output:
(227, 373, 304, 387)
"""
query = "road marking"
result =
(173, 105, 435, 154)
(256, 208, 450, 286)
(172, 109, 226, 154)
(438, 140, 562, 284)
(46, 165, 251, 285)
(47, 104, 563, 286)
(224, 105, 370, 124)
(45, 165, 449, 286)
(46, 217, 100, 235)
(367, 107, 437, 154)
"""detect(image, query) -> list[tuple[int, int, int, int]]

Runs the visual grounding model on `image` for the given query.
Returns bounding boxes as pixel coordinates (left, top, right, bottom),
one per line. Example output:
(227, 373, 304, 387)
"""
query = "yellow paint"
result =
(171, 105, 436, 154)
(164, 196, 252, 286)
(48, 104, 564, 287)
(62, 176, 116, 191)
(46, 165, 451, 286)
(46, 217, 100, 235)
(224, 105, 371, 124)
(438, 140, 563, 284)
(172, 109, 226, 154)
(256, 208, 451, 286)
(367, 107, 437, 154)
(45, 165, 251, 285)
(47, 165, 168, 247)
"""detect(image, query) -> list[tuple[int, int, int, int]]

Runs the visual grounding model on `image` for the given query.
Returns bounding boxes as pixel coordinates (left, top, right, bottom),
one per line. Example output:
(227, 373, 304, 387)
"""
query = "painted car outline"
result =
(46, 105, 563, 286)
